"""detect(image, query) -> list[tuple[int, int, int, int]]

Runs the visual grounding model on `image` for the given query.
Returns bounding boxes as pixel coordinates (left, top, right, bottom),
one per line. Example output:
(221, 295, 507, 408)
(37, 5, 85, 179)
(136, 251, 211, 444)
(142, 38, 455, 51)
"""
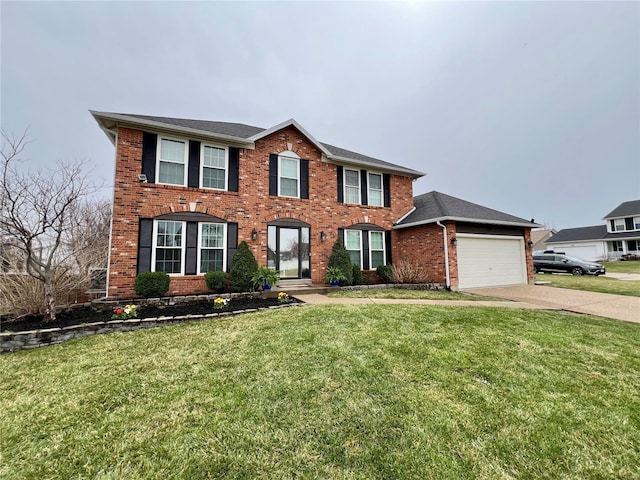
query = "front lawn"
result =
(2, 306, 638, 479)
(328, 288, 496, 301)
(602, 260, 640, 274)
(535, 273, 640, 297)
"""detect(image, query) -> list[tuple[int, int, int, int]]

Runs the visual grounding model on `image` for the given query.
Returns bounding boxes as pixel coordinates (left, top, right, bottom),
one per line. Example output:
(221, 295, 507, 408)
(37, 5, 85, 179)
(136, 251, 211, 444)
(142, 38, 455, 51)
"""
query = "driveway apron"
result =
(466, 285, 640, 323)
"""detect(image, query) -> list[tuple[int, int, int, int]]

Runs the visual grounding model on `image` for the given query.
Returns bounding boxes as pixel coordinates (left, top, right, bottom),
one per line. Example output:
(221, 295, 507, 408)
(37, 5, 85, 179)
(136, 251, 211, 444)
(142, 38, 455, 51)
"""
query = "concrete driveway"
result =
(467, 285, 640, 323)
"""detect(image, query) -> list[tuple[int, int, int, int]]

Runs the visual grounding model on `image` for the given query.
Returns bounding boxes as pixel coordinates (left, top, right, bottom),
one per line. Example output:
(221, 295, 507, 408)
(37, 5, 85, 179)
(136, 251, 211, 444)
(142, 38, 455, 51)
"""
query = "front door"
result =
(268, 226, 310, 279)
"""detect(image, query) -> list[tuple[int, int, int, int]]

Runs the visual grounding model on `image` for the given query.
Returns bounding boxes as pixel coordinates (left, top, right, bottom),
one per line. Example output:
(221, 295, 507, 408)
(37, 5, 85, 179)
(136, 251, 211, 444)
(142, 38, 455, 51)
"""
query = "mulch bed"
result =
(1, 297, 299, 333)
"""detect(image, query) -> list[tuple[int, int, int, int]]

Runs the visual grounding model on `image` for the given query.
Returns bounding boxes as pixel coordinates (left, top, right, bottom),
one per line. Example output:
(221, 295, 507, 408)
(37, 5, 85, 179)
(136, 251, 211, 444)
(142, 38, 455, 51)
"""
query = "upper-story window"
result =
(279, 151, 300, 198)
(368, 173, 383, 207)
(201, 144, 228, 190)
(337, 166, 390, 208)
(635, 217, 640, 230)
(614, 219, 626, 232)
(157, 137, 187, 185)
(344, 169, 361, 204)
(153, 220, 184, 274)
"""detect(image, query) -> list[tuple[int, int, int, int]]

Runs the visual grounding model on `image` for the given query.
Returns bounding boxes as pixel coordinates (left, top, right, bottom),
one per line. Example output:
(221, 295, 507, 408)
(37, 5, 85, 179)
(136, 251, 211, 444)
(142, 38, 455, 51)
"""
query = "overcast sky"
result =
(2, 1, 638, 230)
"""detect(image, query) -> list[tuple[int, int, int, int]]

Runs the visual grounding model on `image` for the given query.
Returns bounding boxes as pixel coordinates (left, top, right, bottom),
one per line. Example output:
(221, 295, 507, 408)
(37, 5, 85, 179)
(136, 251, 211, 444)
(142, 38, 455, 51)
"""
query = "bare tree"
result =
(1, 130, 105, 321)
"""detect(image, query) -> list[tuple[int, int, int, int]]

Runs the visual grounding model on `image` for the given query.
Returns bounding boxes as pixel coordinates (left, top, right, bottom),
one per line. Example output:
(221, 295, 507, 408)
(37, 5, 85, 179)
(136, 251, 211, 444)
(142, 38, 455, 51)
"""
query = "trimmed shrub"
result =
(352, 265, 364, 285)
(376, 264, 394, 283)
(327, 239, 353, 286)
(229, 241, 258, 292)
(134, 272, 170, 298)
(204, 270, 227, 293)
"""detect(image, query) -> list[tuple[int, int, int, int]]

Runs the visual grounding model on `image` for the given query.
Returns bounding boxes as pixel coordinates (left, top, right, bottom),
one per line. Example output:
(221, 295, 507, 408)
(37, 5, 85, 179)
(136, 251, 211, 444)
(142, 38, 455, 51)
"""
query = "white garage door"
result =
(457, 234, 527, 289)
(548, 244, 599, 262)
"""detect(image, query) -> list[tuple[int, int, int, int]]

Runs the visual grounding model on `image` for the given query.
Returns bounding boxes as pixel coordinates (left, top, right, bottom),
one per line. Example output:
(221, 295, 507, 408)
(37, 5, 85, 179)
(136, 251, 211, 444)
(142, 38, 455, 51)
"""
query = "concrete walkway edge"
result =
(296, 285, 640, 324)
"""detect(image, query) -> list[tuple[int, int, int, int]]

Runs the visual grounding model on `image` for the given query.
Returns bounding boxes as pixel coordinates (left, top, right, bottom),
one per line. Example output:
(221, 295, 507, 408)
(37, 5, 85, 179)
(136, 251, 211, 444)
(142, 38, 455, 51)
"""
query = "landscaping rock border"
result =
(1, 299, 299, 353)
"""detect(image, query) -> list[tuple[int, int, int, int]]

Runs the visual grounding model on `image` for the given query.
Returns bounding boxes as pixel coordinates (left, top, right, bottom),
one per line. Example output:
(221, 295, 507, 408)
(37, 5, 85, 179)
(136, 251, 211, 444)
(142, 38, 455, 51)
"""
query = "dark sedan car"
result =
(533, 254, 606, 276)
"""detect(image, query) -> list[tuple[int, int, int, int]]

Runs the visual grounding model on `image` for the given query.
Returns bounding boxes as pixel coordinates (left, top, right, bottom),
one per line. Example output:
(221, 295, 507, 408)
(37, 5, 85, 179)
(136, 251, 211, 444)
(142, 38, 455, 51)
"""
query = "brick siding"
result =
(108, 126, 415, 298)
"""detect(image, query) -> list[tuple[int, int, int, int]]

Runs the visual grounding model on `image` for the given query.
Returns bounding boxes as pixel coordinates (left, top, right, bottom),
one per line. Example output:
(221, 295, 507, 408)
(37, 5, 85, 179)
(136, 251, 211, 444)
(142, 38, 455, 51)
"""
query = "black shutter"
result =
(383, 174, 391, 208)
(337, 166, 344, 203)
(142, 132, 157, 183)
(360, 170, 368, 205)
(338, 228, 345, 245)
(300, 159, 309, 199)
(625, 217, 634, 231)
(188, 141, 200, 188)
(137, 219, 153, 274)
(185, 222, 198, 275)
(228, 147, 240, 192)
(226, 222, 238, 271)
(362, 230, 370, 270)
(610, 220, 615, 231)
(385, 230, 393, 265)
(269, 154, 278, 196)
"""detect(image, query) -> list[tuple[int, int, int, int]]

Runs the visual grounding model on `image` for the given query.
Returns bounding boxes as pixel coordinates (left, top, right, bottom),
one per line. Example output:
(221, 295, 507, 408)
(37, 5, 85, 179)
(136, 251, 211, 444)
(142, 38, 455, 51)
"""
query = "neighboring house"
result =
(530, 228, 556, 252)
(91, 111, 537, 297)
(545, 200, 640, 261)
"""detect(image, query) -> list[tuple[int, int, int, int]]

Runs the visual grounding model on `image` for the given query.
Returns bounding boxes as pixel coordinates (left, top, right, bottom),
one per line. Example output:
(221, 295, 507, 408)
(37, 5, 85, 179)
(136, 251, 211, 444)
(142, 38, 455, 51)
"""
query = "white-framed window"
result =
(157, 137, 187, 185)
(153, 220, 185, 274)
(610, 240, 624, 252)
(279, 151, 300, 198)
(634, 217, 640, 230)
(345, 230, 362, 268)
(344, 169, 361, 204)
(201, 144, 228, 190)
(368, 172, 383, 207)
(198, 223, 226, 273)
(614, 219, 626, 232)
(369, 231, 386, 269)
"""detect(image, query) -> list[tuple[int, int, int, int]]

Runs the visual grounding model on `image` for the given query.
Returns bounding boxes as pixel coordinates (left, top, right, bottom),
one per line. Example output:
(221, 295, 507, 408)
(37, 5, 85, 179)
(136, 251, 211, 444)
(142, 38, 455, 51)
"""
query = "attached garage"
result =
(394, 191, 538, 290)
(456, 234, 528, 289)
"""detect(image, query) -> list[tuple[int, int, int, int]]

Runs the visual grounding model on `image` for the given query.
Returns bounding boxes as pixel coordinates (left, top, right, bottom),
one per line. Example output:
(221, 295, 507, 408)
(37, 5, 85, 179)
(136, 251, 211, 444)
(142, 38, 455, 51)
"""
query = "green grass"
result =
(536, 273, 640, 297)
(2, 306, 639, 479)
(328, 288, 495, 301)
(602, 261, 640, 274)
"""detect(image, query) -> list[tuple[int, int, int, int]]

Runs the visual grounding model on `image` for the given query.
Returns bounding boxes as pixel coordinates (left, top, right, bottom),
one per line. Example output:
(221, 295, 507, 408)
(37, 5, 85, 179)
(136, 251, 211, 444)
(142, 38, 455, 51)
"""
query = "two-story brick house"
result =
(92, 111, 537, 298)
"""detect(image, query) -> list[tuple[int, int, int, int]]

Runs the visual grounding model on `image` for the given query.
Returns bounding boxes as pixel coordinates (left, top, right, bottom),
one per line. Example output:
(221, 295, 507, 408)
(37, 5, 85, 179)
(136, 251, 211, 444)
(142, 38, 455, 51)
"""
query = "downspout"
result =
(437, 221, 451, 290)
(104, 128, 118, 299)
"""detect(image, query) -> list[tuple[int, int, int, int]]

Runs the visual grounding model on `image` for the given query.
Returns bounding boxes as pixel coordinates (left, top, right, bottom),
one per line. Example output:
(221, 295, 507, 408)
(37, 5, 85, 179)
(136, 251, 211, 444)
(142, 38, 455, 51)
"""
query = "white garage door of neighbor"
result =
(457, 235, 527, 289)
(550, 244, 599, 262)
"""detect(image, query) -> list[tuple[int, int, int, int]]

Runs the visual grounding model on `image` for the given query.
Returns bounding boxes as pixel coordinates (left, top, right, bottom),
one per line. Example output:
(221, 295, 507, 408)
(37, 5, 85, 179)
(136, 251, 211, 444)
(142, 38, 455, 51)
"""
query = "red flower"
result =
(114, 308, 124, 315)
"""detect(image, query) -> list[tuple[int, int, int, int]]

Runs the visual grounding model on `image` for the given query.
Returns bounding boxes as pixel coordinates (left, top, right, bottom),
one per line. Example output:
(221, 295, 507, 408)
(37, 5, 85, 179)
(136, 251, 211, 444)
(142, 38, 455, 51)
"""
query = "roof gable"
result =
(603, 200, 640, 219)
(395, 191, 538, 229)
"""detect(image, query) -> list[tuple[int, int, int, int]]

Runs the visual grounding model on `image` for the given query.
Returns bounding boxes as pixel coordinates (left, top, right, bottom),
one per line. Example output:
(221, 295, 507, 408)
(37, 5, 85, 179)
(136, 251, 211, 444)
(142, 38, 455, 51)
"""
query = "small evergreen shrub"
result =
(134, 272, 170, 298)
(229, 241, 258, 292)
(352, 265, 364, 285)
(327, 239, 353, 286)
(204, 270, 227, 293)
(376, 264, 394, 283)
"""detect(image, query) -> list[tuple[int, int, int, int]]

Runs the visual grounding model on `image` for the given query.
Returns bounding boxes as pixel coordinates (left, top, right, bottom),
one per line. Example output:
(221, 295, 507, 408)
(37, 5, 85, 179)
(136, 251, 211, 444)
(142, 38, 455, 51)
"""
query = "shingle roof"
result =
(90, 111, 425, 178)
(122, 113, 265, 139)
(395, 191, 538, 228)
(603, 200, 640, 219)
(320, 142, 421, 176)
(546, 225, 608, 243)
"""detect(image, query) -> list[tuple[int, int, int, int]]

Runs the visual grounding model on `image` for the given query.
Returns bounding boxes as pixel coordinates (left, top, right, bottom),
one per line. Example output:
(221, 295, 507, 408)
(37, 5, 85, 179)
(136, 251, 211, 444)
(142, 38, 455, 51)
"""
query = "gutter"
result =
(436, 221, 451, 290)
(394, 216, 541, 230)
